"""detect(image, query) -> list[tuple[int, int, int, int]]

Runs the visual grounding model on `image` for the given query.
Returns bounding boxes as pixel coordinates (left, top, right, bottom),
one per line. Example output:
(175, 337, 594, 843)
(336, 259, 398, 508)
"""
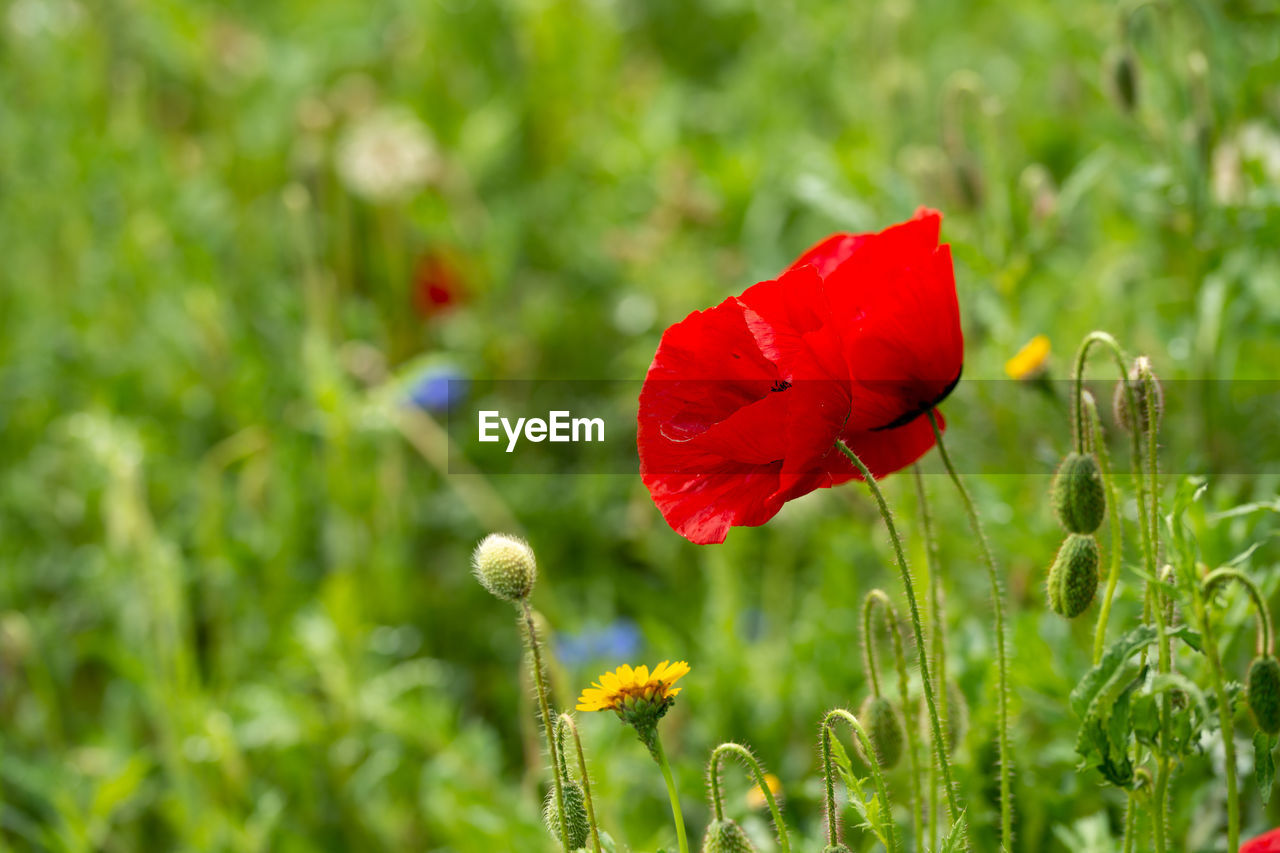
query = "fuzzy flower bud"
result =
(1048, 534, 1100, 618)
(857, 695, 904, 769)
(1248, 655, 1280, 735)
(543, 775, 590, 850)
(823, 847, 854, 853)
(701, 818, 757, 853)
(1052, 452, 1106, 534)
(472, 533, 537, 602)
(1113, 357, 1163, 434)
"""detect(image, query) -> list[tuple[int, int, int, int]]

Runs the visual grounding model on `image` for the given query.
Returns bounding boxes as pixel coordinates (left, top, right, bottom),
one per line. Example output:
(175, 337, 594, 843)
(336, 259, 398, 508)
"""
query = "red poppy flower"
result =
(412, 253, 464, 316)
(1245, 828, 1280, 853)
(638, 208, 962, 544)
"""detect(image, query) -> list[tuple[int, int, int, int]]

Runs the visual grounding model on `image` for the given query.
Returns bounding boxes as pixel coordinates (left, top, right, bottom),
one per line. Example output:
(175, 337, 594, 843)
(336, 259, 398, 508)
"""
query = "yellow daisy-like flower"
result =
(576, 660, 690, 713)
(1004, 334, 1051, 380)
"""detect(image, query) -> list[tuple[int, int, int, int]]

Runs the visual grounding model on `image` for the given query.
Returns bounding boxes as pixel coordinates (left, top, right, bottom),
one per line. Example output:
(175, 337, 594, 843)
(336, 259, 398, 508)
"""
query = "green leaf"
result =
(1256, 731, 1276, 806)
(933, 809, 968, 853)
(1075, 662, 1144, 787)
(1071, 625, 1158, 717)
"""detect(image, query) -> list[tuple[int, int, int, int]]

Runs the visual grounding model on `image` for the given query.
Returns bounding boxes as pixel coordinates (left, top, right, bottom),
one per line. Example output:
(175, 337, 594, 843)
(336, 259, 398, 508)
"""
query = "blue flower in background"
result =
(556, 619, 642, 666)
(406, 363, 469, 414)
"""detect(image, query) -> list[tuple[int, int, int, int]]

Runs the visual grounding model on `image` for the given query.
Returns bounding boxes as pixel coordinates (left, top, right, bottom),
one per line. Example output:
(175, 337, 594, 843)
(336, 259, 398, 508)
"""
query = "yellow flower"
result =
(1005, 334, 1051, 380)
(576, 660, 690, 713)
(746, 773, 782, 810)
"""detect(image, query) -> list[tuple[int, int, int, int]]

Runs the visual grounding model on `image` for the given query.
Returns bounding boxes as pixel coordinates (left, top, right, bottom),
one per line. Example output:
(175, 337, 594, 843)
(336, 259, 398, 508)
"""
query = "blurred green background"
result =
(2, 0, 1280, 850)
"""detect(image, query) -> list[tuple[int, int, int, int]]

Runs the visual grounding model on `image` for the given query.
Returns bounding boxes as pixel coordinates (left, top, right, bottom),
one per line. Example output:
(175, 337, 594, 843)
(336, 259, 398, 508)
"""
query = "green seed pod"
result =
(1248, 656, 1280, 735)
(701, 818, 757, 853)
(472, 533, 537, 601)
(1048, 534, 1099, 618)
(823, 846, 854, 853)
(1113, 358, 1163, 435)
(1052, 452, 1106, 534)
(857, 695, 904, 769)
(543, 776, 590, 850)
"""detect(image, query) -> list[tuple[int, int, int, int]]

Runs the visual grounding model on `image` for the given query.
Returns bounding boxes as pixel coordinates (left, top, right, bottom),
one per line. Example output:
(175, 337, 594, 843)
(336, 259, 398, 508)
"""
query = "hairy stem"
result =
(913, 463, 948, 851)
(822, 708, 899, 853)
(926, 410, 1012, 850)
(1192, 574, 1239, 853)
(865, 589, 924, 844)
(1085, 393, 1124, 665)
(558, 714, 603, 853)
(707, 742, 791, 852)
(520, 601, 570, 852)
(835, 441, 966, 849)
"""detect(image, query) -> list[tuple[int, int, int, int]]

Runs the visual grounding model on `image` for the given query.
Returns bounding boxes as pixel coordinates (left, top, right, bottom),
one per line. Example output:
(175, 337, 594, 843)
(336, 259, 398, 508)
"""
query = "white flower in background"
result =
(1212, 121, 1280, 207)
(336, 107, 439, 202)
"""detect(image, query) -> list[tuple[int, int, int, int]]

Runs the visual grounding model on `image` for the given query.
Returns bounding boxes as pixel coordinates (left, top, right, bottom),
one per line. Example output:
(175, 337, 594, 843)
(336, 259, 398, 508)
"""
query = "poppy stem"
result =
(821, 708, 899, 853)
(1195, 569, 1255, 853)
(865, 589, 925, 846)
(653, 731, 691, 853)
(912, 463, 949, 852)
(925, 410, 1013, 852)
(1084, 393, 1125, 666)
(557, 713, 603, 853)
(707, 742, 791, 853)
(835, 441, 967, 850)
(520, 600, 571, 853)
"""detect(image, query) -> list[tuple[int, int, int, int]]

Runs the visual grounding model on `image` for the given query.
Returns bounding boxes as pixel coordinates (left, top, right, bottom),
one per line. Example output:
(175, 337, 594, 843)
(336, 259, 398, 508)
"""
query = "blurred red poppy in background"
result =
(638, 208, 963, 544)
(412, 252, 464, 316)
(1244, 827, 1280, 853)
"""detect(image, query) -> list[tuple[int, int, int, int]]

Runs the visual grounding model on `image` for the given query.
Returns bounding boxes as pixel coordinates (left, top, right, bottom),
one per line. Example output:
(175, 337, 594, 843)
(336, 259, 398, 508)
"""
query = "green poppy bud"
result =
(701, 818, 757, 853)
(823, 846, 854, 853)
(1052, 452, 1106, 534)
(857, 695, 904, 769)
(1048, 534, 1099, 618)
(543, 776, 590, 850)
(1113, 357, 1163, 435)
(1248, 656, 1280, 735)
(472, 533, 537, 602)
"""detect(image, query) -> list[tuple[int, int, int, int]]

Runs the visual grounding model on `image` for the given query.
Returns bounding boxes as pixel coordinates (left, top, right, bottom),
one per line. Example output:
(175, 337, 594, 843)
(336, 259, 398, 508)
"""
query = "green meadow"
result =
(2, 0, 1279, 850)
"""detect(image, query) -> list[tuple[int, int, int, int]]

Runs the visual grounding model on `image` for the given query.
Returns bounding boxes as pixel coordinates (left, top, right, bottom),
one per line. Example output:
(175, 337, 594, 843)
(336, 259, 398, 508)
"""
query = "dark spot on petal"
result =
(771, 379, 792, 393)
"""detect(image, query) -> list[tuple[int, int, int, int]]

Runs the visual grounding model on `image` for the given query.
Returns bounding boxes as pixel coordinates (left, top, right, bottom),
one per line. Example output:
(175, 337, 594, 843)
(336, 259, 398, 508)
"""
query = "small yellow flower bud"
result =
(471, 533, 537, 602)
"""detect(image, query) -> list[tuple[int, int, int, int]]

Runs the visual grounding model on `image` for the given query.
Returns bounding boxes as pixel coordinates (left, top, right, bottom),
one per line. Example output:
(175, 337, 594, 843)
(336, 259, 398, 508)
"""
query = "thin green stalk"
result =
(1193, 578, 1239, 852)
(1137, 363, 1171, 853)
(558, 714, 603, 853)
(865, 589, 924, 845)
(521, 601, 570, 852)
(1201, 566, 1273, 853)
(1085, 393, 1124, 665)
(925, 411, 1012, 850)
(707, 742, 791, 852)
(1122, 791, 1136, 853)
(654, 733, 691, 853)
(835, 441, 966, 849)
(913, 463, 948, 852)
(821, 709, 898, 853)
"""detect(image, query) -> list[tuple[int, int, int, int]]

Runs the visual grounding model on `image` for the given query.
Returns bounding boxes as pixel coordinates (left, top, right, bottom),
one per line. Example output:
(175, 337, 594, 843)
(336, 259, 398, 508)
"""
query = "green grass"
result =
(2, 0, 1279, 850)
